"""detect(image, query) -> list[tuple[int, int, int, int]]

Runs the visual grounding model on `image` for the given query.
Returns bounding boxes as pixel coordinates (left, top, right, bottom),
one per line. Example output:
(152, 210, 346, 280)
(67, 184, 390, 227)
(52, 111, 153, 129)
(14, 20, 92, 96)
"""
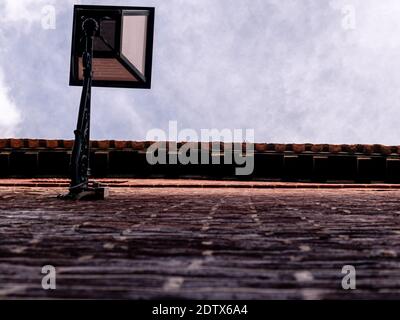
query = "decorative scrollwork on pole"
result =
(69, 18, 98, 196)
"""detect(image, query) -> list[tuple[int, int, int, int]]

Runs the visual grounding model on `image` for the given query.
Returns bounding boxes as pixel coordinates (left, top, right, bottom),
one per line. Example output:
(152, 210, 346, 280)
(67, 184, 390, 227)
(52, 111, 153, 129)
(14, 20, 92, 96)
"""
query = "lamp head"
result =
(82, 18, 99, 37)
(70, 5, 155, 89)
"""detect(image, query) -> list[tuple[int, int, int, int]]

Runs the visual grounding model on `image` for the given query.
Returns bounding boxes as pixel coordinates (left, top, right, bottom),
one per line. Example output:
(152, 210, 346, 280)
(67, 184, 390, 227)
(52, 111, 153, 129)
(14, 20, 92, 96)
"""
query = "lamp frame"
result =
(69, 5, 155, 89)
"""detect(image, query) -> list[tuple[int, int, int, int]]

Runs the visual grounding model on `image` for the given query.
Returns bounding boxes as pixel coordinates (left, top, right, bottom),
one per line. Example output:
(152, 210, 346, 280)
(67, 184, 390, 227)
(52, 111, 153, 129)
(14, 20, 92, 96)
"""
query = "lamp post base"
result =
(58, 182, 109, 201)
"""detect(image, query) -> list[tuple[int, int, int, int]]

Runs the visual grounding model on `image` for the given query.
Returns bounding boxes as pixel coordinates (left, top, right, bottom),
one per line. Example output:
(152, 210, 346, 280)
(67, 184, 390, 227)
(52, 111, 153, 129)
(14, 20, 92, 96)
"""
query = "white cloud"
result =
(0, 0, 51, 25)
(0, 0, 75, 30)
(0, 69, 21, 137)
(1, 0, 400, 144)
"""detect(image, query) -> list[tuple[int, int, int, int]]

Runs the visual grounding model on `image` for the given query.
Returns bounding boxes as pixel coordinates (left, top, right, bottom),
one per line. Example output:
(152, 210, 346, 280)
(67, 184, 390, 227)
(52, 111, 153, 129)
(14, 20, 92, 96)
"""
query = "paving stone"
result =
(0, 185, 399, 299)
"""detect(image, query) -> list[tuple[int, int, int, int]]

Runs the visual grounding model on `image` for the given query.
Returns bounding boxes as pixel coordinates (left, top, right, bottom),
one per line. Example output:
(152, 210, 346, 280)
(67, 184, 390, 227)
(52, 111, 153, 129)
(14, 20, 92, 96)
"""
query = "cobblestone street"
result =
(1, 182, 400, 299)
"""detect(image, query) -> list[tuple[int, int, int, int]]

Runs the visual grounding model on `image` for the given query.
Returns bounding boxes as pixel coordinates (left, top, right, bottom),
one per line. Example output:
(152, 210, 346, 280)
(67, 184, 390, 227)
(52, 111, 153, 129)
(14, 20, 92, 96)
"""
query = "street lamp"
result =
(63, 5, 155, 200)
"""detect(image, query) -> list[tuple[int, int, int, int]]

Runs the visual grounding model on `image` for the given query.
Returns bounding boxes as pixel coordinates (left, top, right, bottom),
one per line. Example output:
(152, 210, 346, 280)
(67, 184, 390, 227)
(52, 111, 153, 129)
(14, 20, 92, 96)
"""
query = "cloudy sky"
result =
(1, 0, 400, 144)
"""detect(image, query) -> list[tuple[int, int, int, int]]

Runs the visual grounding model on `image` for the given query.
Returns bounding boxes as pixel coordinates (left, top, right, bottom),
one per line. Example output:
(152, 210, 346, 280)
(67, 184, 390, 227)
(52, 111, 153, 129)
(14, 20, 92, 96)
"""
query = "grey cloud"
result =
(0, 0, 400, 144)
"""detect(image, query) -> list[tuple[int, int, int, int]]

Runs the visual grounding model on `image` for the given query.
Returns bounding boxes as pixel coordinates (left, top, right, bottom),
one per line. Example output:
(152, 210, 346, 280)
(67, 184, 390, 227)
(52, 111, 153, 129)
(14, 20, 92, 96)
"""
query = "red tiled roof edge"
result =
(0, 139, 399, 155)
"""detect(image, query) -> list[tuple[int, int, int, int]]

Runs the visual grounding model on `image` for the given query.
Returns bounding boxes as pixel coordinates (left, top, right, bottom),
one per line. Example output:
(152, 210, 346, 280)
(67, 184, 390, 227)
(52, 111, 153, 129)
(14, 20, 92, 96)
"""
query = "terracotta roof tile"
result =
(274, 144, 286, 153)
(304, 144, 313, 152)
(0, 139, 9, 148)
(27, 139, 40, 148)
(45, 140, 59, 149)
(97, 140, 110, 149)
(255, 143, 268, 152)
(10, 139, 23, 149)
(63, 140, 74, 149)
(293, 144, 305, 154)
(311, 144, 323, 153)
(132, 141, 145, 151)
(114, 141, 130, 149)
(329, 145, 342, 154)
(0, 139, 399, 156)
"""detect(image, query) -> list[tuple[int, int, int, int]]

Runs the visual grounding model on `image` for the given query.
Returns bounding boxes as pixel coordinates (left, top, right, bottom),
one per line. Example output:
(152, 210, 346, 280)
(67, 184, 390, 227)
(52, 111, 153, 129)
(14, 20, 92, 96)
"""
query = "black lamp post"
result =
(61, 5, 155, 200)
(68, 18, 101, 200)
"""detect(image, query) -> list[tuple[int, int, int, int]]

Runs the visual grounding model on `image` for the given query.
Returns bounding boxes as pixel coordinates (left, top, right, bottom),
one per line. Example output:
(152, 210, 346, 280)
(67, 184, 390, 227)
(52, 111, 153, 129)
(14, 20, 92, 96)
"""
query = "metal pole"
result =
(67, 18, 106, 199)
